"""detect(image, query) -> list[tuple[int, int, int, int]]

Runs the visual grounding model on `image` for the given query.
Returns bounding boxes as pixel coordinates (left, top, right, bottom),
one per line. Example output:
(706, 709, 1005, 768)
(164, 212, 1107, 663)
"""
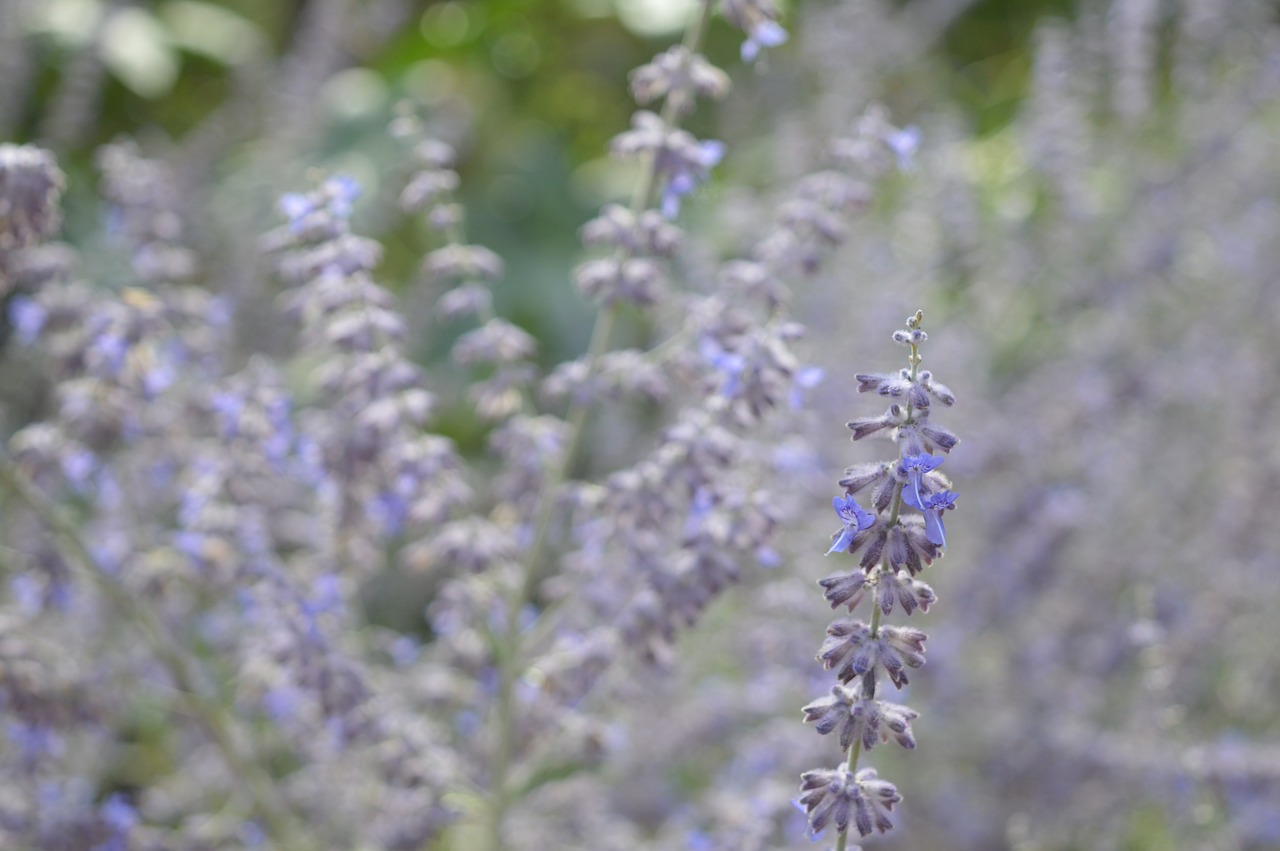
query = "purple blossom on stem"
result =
(827, 494, 875, 556)
(901, 452, 944, 507)
(741, 19, 788, 63)
(662, 139, 725, 218)
(700, 336, 746, 397)
(7, 295, 47, 344)
(902, 487, 957, 548)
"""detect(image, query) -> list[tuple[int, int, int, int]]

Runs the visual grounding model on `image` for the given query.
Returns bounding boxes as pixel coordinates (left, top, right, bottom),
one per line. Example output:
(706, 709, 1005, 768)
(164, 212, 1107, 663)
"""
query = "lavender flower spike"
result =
(827, 494, 875, 556)
(801, 309, 960, 844)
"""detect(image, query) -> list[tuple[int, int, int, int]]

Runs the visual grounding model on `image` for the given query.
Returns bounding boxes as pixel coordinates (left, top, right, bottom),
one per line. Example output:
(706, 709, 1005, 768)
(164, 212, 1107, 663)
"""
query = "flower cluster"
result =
(798, 310, 959, 844)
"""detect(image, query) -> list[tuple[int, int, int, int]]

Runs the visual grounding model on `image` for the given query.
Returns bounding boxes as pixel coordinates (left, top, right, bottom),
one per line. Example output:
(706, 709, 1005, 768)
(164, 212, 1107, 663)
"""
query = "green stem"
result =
(484, 4, 719, 848)
(0, 453, 316, 851)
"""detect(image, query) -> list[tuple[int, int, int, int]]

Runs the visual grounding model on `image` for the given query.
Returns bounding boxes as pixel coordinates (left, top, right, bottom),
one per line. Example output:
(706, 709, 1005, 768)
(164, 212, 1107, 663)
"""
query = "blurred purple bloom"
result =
(389, 635, 421, 667)
(699, 336, 745, 397)
(239, 822, 266, 847)
(885, 126, 920, 171)
(263, 685, 303, 721)
(61, 447, 97, 490)
(367, 488, 409, 536)
(662, 139, 724, 218)
(305, 573, 344, 618)
(685, 829, 714, 851)
(7, 295, 47, 344)
(6, 721, 63, 764)
(9, 574, 44, 614)
(827, 494, 875, 555)
(278, 193, 313, 229)
(324, 175, 361, 217)
(790, 365, 825, 410)
(89, 328, 128, 376)
(741, 19, 788, 62)
(173, 530, 206, 565)
(100, 794, 139, 833)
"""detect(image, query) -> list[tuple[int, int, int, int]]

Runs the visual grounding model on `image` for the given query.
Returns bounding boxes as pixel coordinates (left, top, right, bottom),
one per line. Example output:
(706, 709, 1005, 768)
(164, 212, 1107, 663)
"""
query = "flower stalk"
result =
(484, 3, 721, 848)
(800, 310, 959, 846)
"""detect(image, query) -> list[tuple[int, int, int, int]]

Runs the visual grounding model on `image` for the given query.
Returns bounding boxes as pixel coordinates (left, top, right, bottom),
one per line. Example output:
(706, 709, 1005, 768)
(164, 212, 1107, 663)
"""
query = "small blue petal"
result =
(697, 139, 726, 167)
(279, 193, 312, 224)
(8, 296, 47, 345)
(925, 510, 947, 547)
(752, 19, 789, 48)
(826, 527, 855, 556)
(661, 184, 682, 219)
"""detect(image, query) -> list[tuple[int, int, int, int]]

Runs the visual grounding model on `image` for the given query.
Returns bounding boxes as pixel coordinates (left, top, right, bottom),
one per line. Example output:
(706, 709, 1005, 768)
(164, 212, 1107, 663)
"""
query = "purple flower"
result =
(278, 176, 360, 230)
(210, 391, 244, 438)
(885, 126, 921, 172)
(7, 295, 47, 344)
(903, 488, 957, 548)
(6, 721, 63, 764)
(684, 486, 715, 536)
(827, 494, 875, 555)
(263, 685, 304, 721)
(99, 793, 139, 833)
(790, 365, 825, 410)
(699, 336, 745, 397)
(278, 192, 313, 229)
(324, 175, 361, 217)
(741, 19, 788, 63)
(662, 139, 725, 218)
(61, 447, 98, 490)
(901, 452, 944, 507)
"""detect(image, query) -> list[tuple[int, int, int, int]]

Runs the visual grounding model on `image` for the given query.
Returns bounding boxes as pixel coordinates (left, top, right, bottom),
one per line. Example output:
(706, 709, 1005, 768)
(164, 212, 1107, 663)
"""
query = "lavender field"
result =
(2, 1, 1279, 849)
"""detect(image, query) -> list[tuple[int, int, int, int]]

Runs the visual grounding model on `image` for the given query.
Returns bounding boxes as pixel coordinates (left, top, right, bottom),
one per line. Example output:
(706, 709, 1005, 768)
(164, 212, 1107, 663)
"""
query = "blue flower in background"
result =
(741, 19, 788, 62)
(662, 139, 725, 218)
(886, 125, 921, 171)
(827, 494, 875, 555)
(791, 365, 825, 410)
(7, 295, 46, 344)
(699, 336, 746, 398)
(324, 175, 360, 217)
(279, 175, 360, 230)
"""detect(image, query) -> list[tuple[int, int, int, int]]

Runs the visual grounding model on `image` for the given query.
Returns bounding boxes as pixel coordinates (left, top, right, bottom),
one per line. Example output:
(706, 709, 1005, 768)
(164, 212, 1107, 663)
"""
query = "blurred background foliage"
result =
(2, 0, 1108, 446)
(3, 0, 1091, 349)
